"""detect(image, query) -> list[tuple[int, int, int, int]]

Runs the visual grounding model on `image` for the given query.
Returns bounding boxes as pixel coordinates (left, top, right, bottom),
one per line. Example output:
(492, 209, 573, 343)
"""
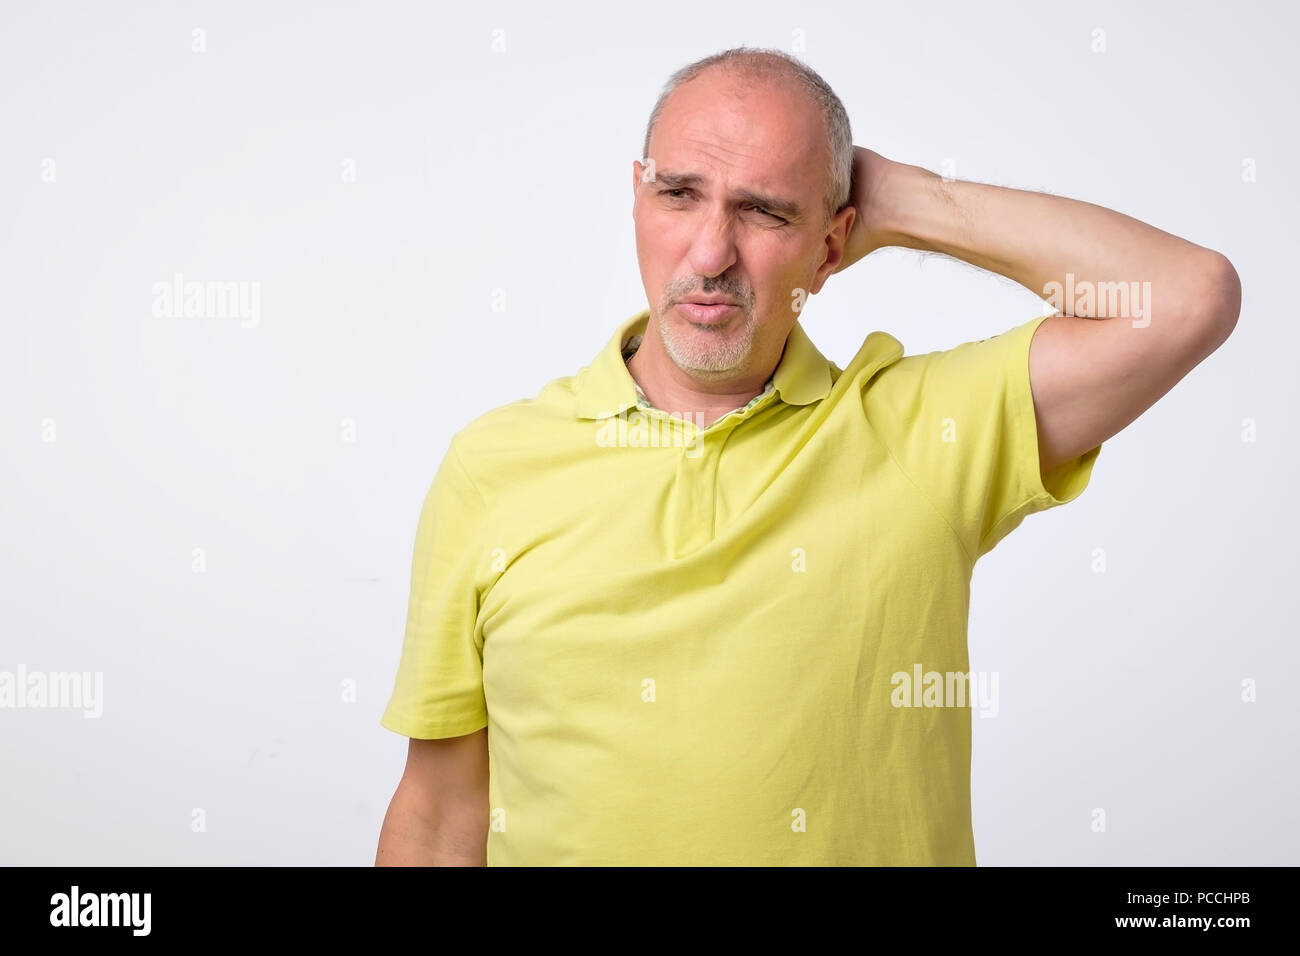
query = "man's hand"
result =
(833, 146, 905, 273)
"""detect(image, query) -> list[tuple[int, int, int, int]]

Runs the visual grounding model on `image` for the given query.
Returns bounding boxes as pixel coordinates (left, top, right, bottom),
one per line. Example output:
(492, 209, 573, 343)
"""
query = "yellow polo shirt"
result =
(380, 308, 1101, 865)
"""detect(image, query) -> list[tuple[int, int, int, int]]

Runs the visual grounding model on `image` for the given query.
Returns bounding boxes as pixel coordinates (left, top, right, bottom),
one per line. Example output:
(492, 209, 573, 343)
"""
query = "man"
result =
(374, 47, 1241, 866)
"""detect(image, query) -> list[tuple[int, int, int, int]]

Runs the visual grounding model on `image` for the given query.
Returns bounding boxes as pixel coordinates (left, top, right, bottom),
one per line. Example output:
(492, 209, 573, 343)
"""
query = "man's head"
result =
(632, 47, 854, 386)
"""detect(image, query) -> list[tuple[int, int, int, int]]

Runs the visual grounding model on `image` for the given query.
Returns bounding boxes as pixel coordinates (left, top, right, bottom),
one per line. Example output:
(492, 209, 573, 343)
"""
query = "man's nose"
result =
(687, 208, 739, 277)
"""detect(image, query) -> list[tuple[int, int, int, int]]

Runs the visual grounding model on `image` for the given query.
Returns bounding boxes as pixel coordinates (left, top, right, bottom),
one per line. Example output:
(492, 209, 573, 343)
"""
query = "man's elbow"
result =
(1191, 251, 1242, 352)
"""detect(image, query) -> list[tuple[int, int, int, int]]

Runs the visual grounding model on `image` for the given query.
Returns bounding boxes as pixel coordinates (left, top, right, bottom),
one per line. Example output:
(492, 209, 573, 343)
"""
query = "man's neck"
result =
(624, 320, 775, 427)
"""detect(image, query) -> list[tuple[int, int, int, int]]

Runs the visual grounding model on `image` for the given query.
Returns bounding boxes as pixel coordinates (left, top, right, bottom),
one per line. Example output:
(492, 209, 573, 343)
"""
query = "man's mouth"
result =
(676, 301, 740, 324)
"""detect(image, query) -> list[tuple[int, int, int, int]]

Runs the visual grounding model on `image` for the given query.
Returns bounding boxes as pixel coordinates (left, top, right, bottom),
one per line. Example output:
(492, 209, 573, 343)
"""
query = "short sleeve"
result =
(868, 313, 1102, 562)
(380, 439, 490, 738)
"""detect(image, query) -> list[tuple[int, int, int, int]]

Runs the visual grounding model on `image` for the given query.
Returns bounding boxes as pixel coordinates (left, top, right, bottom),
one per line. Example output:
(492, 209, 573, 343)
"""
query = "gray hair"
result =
(641, 46, 853, 229)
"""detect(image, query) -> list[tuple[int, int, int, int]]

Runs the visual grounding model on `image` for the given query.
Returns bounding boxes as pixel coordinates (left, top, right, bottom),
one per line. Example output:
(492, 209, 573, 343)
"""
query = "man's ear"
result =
(634, 157, 657, 192)
(808, 205, 856, 295)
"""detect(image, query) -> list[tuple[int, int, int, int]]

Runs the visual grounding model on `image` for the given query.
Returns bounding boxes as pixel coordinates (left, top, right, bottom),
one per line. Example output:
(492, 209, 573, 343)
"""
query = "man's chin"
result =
(663, 336, 750, 378)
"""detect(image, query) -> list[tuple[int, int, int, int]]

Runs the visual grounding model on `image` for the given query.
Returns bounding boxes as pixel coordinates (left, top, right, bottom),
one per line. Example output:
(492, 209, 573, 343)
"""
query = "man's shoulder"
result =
(859, 314, 1053, 422)
(445, 371, 582, 479)
(871, 315, 1048, 383)
(838, 327, 909, 397)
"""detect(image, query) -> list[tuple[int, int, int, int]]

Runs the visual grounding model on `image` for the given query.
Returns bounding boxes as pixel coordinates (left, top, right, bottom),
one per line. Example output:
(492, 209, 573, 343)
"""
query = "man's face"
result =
(632, 69, 854, 383)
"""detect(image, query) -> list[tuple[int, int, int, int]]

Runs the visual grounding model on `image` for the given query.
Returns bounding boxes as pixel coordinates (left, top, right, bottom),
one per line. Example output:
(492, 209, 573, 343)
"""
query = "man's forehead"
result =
(649, 93, 824, 201)
(656, 74, 823, 152)
(657, 120, 819, 169)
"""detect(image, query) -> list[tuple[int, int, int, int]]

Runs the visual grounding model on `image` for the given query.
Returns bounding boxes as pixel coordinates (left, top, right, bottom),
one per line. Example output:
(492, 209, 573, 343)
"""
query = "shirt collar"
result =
(573, 308, 835, 420)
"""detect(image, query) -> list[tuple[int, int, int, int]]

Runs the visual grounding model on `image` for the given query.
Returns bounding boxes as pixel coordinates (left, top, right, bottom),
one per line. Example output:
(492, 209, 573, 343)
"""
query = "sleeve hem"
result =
(978, 313, 1102, 556)
(380, 708, 488, 740)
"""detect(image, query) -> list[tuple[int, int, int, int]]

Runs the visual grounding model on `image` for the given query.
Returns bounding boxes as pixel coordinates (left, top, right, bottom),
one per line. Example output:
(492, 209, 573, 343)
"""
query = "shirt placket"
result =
(666, 421, 721, 558)
(662, 391, 777, 558)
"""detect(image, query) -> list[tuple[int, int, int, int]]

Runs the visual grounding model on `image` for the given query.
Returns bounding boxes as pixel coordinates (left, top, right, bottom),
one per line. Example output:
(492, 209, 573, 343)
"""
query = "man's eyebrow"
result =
(652, 169, 804, 221)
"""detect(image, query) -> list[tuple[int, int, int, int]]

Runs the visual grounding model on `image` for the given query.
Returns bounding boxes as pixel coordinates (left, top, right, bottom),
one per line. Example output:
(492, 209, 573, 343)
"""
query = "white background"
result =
(1, 0, 1295, 865)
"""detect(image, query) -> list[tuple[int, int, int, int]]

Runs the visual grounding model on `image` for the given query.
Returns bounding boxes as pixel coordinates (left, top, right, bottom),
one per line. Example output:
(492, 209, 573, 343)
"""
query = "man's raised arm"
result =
(834, 146, 1242, 478)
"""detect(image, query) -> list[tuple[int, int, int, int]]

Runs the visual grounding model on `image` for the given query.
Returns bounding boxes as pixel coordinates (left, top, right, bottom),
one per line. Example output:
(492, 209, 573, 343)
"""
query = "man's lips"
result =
(676, 301, 740, 323)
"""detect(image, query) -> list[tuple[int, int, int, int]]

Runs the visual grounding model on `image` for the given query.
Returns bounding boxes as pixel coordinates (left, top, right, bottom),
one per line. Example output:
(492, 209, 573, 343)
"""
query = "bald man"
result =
(376, 46, 1239, 866)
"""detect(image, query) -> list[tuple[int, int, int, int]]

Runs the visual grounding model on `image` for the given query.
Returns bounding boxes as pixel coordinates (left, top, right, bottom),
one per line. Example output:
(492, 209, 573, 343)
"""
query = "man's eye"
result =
(749, 205, 787, 223)
(657, 191, 785, 223)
